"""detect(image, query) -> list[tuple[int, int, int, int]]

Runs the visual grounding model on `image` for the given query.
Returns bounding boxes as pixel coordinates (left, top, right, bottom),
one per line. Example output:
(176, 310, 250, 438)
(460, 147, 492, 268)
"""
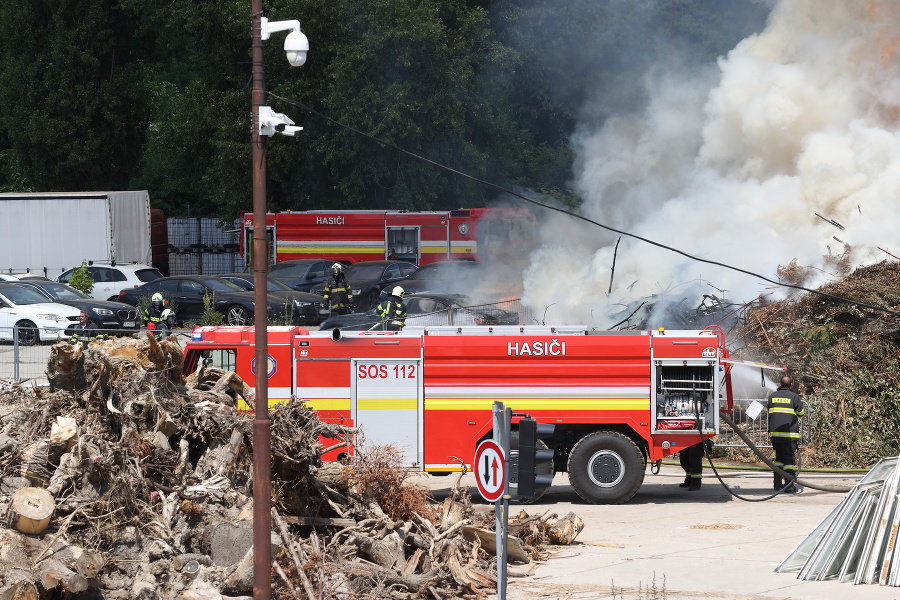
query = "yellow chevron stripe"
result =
(358, 397, 418, 410)
(425, 397, 650, 411)
(304, 398, 351, 411)
(280, 247, 383, 254)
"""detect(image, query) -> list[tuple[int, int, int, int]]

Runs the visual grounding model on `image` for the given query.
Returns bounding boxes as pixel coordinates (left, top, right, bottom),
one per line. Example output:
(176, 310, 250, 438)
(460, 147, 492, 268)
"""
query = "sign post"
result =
(495, 401, 512, 600)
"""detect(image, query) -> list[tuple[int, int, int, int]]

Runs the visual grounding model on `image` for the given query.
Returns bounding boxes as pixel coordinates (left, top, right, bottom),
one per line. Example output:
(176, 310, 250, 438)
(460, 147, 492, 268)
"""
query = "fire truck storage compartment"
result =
(653, 360, 718, 433)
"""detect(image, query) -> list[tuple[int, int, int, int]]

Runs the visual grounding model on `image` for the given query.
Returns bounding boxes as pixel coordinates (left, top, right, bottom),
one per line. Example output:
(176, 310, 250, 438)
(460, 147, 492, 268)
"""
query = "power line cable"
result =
(268, 92, 900, 317)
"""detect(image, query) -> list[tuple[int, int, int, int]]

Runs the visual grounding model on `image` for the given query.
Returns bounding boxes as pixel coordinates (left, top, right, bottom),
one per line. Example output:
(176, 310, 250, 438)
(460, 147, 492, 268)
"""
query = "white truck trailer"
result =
(0, 191, 162, 279)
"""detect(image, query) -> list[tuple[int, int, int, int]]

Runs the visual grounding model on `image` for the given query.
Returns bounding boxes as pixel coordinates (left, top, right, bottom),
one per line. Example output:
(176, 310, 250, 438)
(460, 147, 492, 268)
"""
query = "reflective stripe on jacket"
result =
(767, 386, 805, 439)
(377, 297, 407, 327)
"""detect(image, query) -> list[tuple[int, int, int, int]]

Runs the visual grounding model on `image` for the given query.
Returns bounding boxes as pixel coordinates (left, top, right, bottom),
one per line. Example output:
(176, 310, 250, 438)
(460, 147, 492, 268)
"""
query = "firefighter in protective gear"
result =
(376, 286, 407, 331)
(323, 263, 351, 316)
(767, 375, 805, 494)
(144, 292, 175, 338)
(678, 441, 706, 491)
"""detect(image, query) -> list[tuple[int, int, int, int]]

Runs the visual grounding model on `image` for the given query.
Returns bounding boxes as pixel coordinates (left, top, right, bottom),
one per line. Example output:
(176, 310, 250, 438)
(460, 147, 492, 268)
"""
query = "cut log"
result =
(546, 511, 585, 545)
(9, 487, 55, 534)
(461, 526, 530, 564)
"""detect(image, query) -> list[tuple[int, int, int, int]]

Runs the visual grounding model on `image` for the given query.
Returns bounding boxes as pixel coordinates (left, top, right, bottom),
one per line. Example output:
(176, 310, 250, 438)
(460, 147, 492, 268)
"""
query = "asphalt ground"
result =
(424, 463, 899, 600)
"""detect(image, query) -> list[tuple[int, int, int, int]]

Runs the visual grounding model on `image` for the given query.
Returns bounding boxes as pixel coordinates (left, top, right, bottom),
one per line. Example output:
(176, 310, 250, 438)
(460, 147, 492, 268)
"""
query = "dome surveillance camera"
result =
(284, 30, 309, 67)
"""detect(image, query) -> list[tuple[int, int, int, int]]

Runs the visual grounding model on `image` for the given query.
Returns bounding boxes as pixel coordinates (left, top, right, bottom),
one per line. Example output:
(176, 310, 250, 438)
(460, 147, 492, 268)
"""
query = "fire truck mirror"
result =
(513, 418, 556, 501)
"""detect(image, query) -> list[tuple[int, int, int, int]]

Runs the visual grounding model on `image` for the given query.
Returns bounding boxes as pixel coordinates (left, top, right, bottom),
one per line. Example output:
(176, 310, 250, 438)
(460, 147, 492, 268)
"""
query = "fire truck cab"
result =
(183, 325, 732, 504)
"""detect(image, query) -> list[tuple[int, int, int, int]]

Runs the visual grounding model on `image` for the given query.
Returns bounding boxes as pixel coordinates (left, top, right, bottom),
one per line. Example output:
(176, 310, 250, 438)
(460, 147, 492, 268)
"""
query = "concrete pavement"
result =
(426, 464, 899, 600)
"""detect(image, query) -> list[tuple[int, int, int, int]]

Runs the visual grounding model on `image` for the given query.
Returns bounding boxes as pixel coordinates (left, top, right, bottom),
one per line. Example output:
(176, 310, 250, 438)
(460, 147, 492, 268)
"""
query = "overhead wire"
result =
(268, 92, 900, 317)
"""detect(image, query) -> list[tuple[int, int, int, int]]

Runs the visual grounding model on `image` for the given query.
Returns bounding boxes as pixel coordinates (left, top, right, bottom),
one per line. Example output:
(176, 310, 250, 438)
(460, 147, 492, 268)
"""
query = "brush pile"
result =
(0, 333, 581, 599)
(741, 260, 900, 467)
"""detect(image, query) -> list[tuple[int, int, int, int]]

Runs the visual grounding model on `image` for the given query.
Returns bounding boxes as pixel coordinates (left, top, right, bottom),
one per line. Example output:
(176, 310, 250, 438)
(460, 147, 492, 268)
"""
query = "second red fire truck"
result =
(183, 324, 736, 504)
(241, 207, 537, 267)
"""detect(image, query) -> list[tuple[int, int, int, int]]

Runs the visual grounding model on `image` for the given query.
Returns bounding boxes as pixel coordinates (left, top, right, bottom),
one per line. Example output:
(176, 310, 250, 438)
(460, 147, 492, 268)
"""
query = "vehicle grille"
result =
(314, 301, 326, 309)
(117, 308, 138, 320)
(312, 289, 325, 296)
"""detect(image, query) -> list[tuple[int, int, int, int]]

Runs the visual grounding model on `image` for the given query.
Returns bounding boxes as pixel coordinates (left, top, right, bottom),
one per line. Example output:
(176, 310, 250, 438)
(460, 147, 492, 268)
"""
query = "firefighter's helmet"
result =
(151, 293, 164, 303)
(392, 286, 405, 297)
(331, 263, 343, 274)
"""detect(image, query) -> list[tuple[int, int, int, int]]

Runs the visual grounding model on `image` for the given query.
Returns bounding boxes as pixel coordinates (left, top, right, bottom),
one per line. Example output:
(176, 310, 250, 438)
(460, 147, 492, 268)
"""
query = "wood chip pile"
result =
(741, 260, 900, 467)
(0, 333, 582, 600)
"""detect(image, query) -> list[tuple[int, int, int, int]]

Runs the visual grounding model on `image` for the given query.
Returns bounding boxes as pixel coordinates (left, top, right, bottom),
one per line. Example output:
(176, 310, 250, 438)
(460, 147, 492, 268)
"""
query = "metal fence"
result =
(0, 326, 63, 384)
(716, 398, 812, 448)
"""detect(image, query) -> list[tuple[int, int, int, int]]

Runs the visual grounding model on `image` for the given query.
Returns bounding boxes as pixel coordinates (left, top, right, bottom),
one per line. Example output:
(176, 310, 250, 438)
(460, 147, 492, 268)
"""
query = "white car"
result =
(0, 283, 82, 345)
(57, 262, 164, 301)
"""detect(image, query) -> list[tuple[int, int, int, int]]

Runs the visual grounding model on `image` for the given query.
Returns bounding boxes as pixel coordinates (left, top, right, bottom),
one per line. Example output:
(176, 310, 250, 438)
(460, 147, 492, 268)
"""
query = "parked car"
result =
(0, 274, 54, 282)
(311, 260, 419, 312)
(267, 259, 332, 292)
(218, 273, 331, 325)
(57, 262, 164, 301)
(11, 280, 139, 331)
(0, 283, 82, 345)
(378, 260, 488, 301)
(319, 292, 520, 331)
(117, 276, 288, 326)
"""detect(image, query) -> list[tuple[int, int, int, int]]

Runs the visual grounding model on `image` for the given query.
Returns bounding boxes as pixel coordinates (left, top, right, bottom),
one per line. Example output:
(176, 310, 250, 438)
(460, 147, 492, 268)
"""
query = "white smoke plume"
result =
(522, 0, 900, 328)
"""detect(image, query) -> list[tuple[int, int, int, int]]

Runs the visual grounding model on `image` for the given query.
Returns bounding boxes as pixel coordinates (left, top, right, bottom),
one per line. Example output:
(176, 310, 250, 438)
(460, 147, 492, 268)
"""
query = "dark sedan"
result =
(11, 280, 140, 331)
(377, 260, 488, 301)
(319, 292, 521, 331)
(267, 259, 332, 292)
(219, 273, 331, 325)
(311, 260, 419, 311)
(117, 276, 288, 326)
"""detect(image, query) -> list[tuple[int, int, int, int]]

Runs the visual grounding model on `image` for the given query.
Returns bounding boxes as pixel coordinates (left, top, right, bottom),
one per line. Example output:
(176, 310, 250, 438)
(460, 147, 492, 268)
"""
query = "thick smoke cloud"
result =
(522, 0, 900, 328)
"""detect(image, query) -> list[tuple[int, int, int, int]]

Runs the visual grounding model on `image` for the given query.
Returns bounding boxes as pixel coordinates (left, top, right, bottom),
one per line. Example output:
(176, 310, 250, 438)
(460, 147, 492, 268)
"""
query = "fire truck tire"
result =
(226, 305, 250, 326)
(567, 431, 645, 504)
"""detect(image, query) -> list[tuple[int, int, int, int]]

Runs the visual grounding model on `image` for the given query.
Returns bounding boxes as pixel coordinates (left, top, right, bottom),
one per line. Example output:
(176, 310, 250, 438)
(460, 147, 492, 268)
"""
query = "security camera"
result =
(259, 106, 301, 137)
(284, 30, 309, 67)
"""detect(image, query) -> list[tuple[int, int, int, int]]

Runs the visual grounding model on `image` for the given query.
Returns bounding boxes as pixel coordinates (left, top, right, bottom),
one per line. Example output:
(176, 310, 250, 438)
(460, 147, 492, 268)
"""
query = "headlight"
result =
(351, 289, 361, 295)
(295, 301, 312, 307)
(95, 308, 114, 316)
(36, 314, 65, 322)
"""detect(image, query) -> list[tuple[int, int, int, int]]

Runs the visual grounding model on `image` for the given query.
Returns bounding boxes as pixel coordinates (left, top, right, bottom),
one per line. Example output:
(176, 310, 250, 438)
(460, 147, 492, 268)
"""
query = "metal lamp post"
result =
(249, 4, 308, 599)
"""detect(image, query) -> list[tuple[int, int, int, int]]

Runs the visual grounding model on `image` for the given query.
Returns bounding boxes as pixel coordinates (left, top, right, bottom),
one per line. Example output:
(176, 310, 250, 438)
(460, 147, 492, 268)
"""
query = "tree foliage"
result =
(0, 0, 770, 218)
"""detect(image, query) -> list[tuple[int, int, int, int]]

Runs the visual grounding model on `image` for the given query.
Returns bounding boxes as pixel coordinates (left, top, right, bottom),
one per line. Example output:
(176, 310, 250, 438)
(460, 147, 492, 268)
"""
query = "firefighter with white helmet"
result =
(323, 263, 351, 316)
(376, 285, 407, 331)
(143, 292, 175, 338)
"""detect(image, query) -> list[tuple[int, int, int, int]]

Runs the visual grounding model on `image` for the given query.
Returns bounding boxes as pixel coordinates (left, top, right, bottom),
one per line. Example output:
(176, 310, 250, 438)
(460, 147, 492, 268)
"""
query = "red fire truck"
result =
(183, 324, 736, 504)
(240, 207, 537, 266)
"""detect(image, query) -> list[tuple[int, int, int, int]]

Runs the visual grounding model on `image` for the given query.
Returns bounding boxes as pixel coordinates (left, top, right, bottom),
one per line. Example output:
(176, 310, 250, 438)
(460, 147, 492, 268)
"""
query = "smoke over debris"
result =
(521, 0, 900, 328)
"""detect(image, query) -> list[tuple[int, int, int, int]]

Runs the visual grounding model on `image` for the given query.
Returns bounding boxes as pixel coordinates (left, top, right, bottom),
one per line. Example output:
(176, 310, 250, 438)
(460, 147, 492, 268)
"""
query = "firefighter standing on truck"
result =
(376, 286, 407, 331)
(767, 375, 805, 494)
(323, 263, 351, 315)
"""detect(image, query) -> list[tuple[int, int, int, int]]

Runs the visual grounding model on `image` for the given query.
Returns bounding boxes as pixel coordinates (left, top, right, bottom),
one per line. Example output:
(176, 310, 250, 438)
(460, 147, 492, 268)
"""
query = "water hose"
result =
(719, 411, 853, 494)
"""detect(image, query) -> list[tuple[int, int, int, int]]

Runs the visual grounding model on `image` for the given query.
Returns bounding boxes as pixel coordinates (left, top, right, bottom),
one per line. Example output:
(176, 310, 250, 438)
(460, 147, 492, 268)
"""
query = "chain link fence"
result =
(716, 398, 813, 448)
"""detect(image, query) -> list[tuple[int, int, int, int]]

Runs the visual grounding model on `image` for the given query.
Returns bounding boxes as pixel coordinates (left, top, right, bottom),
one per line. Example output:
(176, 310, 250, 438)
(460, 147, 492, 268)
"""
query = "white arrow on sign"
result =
(474, 439, 506, 502)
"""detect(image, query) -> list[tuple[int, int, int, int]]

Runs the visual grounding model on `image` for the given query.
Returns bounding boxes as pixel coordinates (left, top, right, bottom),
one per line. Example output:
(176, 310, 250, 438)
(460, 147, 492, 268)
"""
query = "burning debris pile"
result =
(0, 334, 581, 599)
(741, 260, 900, 467)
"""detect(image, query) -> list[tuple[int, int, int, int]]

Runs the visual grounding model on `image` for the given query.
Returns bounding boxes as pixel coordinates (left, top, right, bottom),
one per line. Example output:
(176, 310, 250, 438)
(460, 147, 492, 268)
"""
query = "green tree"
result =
(68, 261, 96, 296)
(0, 0, 148, 191)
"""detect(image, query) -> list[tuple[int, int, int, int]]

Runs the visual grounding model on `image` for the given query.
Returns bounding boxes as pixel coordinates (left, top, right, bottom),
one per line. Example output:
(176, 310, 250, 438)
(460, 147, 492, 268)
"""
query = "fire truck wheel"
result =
(567, 431, 645, 505)
(226, 305, 250, 326)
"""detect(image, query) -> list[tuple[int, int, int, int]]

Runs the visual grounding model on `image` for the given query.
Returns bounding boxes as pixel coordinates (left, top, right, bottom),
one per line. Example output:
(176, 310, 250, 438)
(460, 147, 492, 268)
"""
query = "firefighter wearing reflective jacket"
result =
(767, 375, 805, 494)
(376, 286, 407, 331)
(70, 310, 104, 348)
(144, 293, 175, 338)
(323, 263, 351, 315)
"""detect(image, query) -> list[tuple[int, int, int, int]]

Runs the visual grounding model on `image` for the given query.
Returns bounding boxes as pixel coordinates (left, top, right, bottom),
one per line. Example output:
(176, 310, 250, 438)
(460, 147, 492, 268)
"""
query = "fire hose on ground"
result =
(711, 411, 853, 498)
